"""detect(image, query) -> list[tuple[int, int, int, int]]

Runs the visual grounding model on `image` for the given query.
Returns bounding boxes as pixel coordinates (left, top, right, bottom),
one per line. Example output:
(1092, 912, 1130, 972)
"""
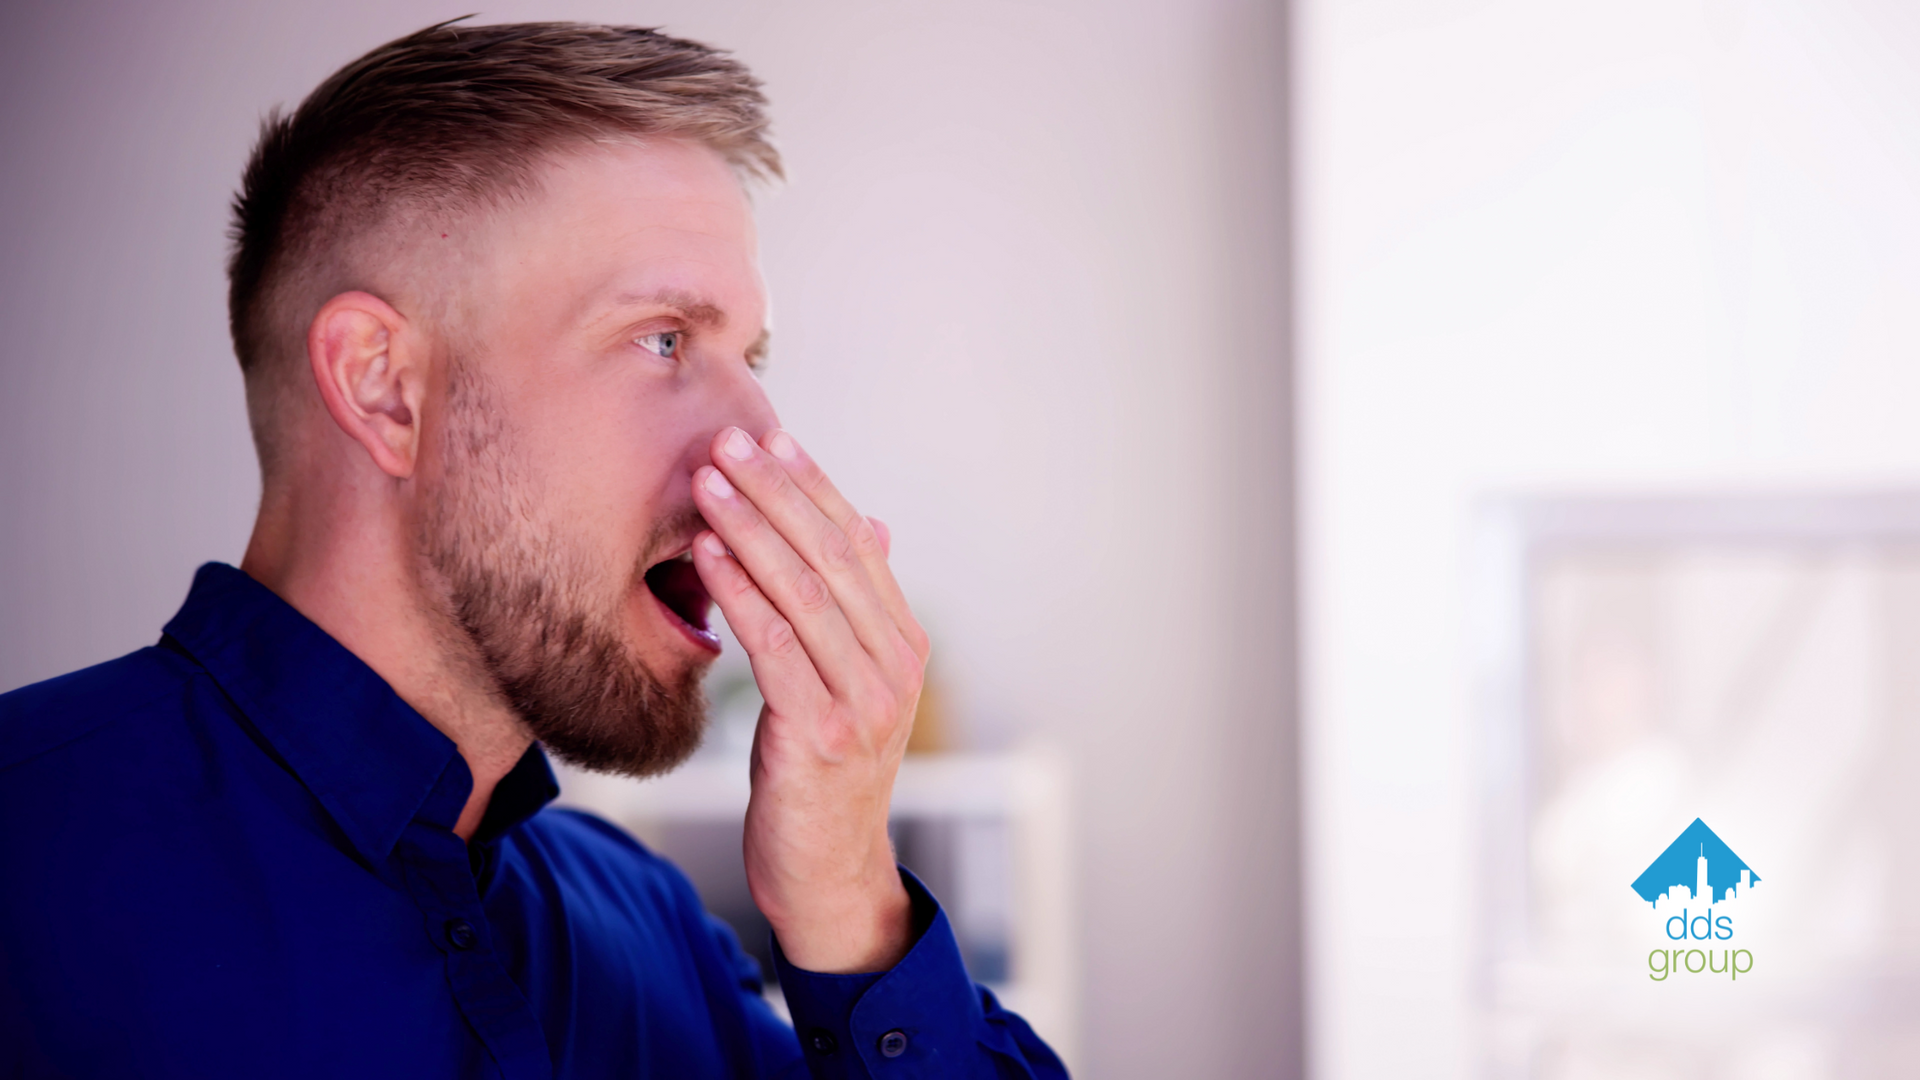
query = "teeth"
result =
(675, 550, 694, 563)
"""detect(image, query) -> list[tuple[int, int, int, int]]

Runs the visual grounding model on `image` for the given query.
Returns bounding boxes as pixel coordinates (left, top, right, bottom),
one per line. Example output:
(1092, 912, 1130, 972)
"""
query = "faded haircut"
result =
(226, 19, 781, 477)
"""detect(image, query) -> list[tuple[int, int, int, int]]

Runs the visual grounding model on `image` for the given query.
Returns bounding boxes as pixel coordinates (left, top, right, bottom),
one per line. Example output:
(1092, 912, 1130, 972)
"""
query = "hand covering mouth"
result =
(643, 549, 714, 635)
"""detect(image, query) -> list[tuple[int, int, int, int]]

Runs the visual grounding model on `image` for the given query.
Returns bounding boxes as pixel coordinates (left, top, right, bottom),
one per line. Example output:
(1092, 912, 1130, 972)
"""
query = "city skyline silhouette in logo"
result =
(1631, 818, 1759, 907)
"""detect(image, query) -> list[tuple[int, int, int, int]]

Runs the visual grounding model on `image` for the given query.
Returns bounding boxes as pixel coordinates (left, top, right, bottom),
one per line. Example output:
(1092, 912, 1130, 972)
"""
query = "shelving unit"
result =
(552, 748, 1078, 1067)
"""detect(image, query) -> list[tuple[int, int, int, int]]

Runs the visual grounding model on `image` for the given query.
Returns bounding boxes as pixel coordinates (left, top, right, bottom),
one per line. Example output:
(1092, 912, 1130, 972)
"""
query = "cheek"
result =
(526, 375, 723, 563)
(493, 408, 635, 560)
(562, 404, 695, 555)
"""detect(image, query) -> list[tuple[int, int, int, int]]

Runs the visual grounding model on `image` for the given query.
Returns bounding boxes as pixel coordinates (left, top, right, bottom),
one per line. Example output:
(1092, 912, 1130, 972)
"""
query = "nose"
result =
(719, 360, 780, 442)
(677, 357, 779, 482)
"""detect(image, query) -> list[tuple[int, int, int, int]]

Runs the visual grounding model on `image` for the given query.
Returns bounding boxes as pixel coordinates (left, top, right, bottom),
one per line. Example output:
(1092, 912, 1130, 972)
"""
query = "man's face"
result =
(414, 139, 776, 776)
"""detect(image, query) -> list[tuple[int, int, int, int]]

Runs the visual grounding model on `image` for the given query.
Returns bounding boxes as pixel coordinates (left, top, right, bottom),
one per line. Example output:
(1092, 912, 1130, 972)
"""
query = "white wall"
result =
(1298, 1, 1920, 1077)
(0, 2, 1299, 1076)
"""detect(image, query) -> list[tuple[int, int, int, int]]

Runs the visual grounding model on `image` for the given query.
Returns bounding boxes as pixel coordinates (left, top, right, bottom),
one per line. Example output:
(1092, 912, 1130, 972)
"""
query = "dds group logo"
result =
(1632, 818, 1760, 982)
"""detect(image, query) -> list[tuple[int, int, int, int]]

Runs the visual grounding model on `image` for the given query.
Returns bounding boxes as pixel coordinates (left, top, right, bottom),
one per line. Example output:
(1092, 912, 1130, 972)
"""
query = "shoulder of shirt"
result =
(0, 645, 204, 774)
(517, 805, 670, 866)
(513, 806, 707, 898)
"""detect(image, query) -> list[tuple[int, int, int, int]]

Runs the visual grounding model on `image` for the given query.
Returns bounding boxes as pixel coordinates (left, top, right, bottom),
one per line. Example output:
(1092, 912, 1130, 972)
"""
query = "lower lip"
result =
(652, 591, 722, 654)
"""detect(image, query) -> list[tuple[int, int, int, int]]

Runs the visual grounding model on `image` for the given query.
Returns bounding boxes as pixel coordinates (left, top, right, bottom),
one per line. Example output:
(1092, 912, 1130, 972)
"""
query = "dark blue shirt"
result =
(0, 563, 1065, 1079)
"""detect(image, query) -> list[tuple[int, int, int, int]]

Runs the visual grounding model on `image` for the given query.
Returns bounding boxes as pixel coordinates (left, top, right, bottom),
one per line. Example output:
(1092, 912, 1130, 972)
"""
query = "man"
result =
(0, 20, 1064, 1079)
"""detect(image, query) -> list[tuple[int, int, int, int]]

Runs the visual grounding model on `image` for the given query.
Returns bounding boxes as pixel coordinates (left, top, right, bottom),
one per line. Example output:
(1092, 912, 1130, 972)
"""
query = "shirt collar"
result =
(163, 562, 558, 862)
(476, 738, 561, 845)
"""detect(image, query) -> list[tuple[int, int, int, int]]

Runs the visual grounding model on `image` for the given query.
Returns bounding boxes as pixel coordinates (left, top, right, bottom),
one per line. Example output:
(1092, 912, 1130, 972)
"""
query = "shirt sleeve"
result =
(771, 868, 1069, 1080)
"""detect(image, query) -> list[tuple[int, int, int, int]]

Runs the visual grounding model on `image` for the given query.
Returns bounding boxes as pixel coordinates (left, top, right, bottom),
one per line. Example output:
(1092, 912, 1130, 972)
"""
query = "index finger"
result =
(760, 430, 928, 662)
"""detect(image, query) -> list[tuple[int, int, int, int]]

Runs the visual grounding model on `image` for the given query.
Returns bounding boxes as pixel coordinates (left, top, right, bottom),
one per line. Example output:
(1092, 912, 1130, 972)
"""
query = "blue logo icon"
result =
(1631, 818, 1759, 906)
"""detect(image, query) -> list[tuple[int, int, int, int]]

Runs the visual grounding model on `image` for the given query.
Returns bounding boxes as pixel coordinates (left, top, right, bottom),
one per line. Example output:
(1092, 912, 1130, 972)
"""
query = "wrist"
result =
(767, 868, 913, 974)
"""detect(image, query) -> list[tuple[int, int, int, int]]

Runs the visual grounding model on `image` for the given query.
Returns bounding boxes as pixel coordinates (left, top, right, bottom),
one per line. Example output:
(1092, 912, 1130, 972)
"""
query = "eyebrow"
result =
(607, 288, 770, 369)
(611, 288, 728, 330)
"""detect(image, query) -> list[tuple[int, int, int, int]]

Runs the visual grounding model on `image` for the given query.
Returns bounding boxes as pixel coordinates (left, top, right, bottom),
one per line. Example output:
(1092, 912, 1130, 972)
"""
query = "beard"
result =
(419, 358, 708, 778)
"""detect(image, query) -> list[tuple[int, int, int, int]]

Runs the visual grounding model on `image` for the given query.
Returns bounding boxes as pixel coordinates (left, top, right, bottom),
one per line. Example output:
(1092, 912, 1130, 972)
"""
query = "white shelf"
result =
(554, 751, 1061, 822)
(551, 748, 1080, 1069)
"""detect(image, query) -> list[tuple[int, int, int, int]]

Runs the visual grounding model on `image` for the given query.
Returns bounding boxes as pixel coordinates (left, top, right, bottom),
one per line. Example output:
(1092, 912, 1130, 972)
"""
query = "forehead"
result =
(457, 138, 765, 333)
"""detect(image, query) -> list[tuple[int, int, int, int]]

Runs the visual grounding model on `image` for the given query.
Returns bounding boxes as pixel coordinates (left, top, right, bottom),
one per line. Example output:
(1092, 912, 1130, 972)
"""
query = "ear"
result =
(306, 291, 423, 479)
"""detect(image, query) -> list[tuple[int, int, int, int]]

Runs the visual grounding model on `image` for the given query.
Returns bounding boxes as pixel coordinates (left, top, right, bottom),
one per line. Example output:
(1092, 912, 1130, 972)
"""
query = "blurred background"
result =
(1301, 3, 1920, 1078)
(6, 0, 1920, 1077)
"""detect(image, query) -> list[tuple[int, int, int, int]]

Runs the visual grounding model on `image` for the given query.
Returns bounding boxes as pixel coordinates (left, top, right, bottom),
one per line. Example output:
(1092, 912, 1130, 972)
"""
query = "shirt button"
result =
(807, 1028, 838, 1055)
(444, 918, 477, 951)
(878, 1029, 909, 1058)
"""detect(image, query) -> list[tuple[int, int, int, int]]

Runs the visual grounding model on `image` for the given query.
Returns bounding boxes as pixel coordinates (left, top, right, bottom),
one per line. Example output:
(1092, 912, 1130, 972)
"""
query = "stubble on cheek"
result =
(417, 357, 709, 777)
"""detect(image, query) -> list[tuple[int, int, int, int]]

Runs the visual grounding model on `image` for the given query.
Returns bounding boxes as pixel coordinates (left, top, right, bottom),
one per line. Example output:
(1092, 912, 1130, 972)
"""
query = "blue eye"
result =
(637, 331, 680, 359)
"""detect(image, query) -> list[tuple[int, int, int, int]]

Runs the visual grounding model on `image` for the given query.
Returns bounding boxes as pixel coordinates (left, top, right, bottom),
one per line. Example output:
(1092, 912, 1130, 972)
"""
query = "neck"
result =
(240, 471, 531, 841)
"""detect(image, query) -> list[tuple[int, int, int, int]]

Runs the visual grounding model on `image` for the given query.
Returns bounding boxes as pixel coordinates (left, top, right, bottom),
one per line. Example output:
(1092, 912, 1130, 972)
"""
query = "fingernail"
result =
(723, 428, 755, 461)
(700, 532, 728, 557)
(767, 430, 798, 461)
(703, 468, 735, 498)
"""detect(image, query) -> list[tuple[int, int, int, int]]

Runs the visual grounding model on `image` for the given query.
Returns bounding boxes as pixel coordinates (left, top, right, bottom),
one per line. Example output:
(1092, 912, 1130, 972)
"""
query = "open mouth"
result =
(644, 550, 721, 652)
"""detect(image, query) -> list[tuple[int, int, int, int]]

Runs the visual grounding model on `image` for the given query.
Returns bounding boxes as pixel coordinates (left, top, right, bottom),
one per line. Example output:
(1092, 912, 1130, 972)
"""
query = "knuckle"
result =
(871, 669, 903, 707)
(771, 462, 809, 499)
(743, 508, 780, 542)
(762, 616, 800, 658)
(817, 525, 858, 574)
(795, 465, 831, 497)
(725, 568, 761, 601)
(789, 567, 833, 614)
(904, 622, 931, 659)
(815, 716, 859, 760)
(845, 515, 884, 559)
(855, 675, 902, 726)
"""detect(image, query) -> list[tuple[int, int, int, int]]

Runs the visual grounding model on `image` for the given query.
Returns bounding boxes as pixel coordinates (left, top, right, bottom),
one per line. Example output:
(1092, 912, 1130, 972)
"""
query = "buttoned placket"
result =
(393, 760, 554, 1080)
